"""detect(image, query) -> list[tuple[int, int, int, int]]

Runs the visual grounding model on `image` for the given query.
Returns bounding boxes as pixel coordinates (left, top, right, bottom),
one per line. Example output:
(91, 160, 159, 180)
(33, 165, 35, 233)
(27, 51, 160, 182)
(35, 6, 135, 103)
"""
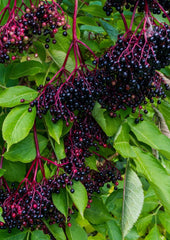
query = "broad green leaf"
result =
(141, 188, 159, 214)
(4, 133, 48, 163)
(106, 189, 123, 213)
(0, 169, 6, 177)
(44, 220, 66, 240)
(2, 105, 36, 149)
(125, 227, 140, 240)
(100, 19, 119, 42)
(33, 42, 46, 62)
(81, 40, 100, 52)
(31, 230, 50, 240)
(66, 217, 88, 240)
(158, 100, 170, 130)
(132, 147, 170, 213)
(0, 207, 5, 223)
(0, 229, 27, 240)
(3, 160, 26, 182)
(144, 225, 162, 240)
(77, 16, 98, 26)
(52, 188, 68, 218)
(128, 118, 170, 159)
(80, 25, 105, 33)
(85, 155, 98, 171)
(136, 215, 153, 236)
(48, 50, 75, 72)
(55, 139, 66, 160)
(9, 61, 44, 79)
(159, 211, 170, 233)
(85, 197, 113, 224)
(0, 86, 38, 107)
(107, 220, 122, 240)
(92, 102, 121, 136)
(114, 123, 136, 158)
(67, 180, 88, 218)
(44, 113, 63, 144)
(82, 5, 108, 18)
(122, 167, 144, 238)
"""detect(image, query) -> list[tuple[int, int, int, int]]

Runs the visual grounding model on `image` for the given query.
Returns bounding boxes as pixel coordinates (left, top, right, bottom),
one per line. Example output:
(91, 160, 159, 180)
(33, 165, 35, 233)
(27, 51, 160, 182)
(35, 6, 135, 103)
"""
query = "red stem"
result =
(154, 0, 170, 21)
(129, 0, 139, 31)
(120, 13, 129, 32)
(33, 121, 41, 158)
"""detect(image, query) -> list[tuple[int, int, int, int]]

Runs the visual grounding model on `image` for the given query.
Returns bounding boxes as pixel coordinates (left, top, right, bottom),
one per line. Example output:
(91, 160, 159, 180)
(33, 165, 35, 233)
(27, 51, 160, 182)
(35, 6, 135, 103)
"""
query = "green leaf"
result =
(67, 181, 88, 218)
(33, 42, 46, 62)
(2, 105, 36, 149)
(92, 102, 121, 136)
(85, 155, 98, 171)
(9, 61, 44, 79)
(114, 123, 136, 158)
(3, 160, 26, 182)
(132, 147, 170, 213)
(100, 19, 119, 42)
(144, 225, 162, 240)
(158, 100, 170, 130)
(0, 229, 28, 240)
(0, 207, 5, 223)
(127, 118, 170, 159)
(141, 188, 159, 214)
(106, 189, 123, 213)
(80, 25, 105, 33)
(52, 188, 68, 218)
(44, 220, 66, 240)
(0, 169, 6, 177)
(85, 197, 113, 224)
(159, 211, 170, 233)
(122, 167, 144, 238)
(136, 215, 153, 236)
(0, 86, 38, 107)
(44, 113, 63, 144)
(107, 219, 122, 240)
(31, 230, 50, 240)
(66, 217, 88, 240)
(48, 50, 75, 72)
(77, 16, 98, 26)
(82, 5, 107, 18)
(55, 139, 66, 161)
(4, 133, 48, 163)
(125, 227, 140, 240)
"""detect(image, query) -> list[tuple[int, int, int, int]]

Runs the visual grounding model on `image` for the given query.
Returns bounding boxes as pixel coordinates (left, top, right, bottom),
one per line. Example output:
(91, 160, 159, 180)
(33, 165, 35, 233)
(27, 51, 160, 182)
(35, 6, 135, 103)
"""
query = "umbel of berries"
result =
(0, 0, 69, 63)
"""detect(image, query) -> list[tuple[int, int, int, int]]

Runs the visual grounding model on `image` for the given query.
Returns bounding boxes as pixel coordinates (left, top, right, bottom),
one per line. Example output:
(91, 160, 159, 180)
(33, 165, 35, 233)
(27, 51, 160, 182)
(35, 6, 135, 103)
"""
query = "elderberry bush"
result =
(0, 0, 170, 239)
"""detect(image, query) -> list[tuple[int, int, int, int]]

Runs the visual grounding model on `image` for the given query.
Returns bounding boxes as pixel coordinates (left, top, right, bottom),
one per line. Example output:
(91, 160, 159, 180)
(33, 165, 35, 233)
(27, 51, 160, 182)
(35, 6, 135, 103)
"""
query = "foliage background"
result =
(0, 0, 170, 239)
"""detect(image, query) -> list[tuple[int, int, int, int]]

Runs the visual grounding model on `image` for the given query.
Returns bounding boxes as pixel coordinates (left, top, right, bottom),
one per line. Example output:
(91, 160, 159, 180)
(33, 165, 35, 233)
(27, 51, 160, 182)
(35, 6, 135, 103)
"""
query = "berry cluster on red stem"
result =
(0, 0, 69, 63)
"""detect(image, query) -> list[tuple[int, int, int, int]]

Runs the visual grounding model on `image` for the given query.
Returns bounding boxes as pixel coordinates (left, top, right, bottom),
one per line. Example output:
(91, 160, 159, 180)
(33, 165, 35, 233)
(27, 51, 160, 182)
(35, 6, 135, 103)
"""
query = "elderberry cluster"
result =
(103, 0, 170, 16)
(94, 24, 170, 121)
(61, 114, 121, 195)
(30, 70, 99, 123)
(0, 176, 74, 232)
(0, 1, 68, 63)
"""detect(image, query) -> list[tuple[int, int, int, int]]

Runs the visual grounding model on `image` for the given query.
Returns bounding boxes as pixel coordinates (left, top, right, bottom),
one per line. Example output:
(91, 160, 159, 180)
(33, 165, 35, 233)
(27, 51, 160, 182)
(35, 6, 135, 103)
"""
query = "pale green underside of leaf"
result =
(122, 167, 144, 238)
